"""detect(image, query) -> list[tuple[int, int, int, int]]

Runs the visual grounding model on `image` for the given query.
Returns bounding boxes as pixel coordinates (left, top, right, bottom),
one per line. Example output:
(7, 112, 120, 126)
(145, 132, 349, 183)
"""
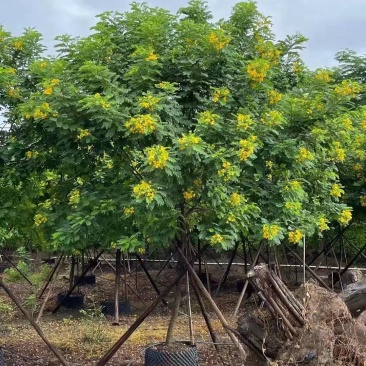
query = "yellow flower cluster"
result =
(261, 110, 284, 127)
(217, 161, 237, 182)
(138, 94, 160, 111)
(285, 180, 302, 191)
(12, 40, 23, 50)
(262, 224, 279, 240)
(285, 201, 302, 214)
(340, 117, 353, 130)
(7, 87, 20, 98)
(360, 112, 366, 130)
(198, 111, 219, 126)
(208, 30, 230, 51)
(146, 145, 169, 169)
(318, 217, 329, 231)
(44, 87, 53, 95)
(32, 102, 51, 120)
(34, 214, 47, 226)
(77, 129, 91, 140)
(330, 142, 345, 162)
(26, 151, 39, 159)
(360, 196, 366, 207)
(334, 80, 361, 97)
(123, 207, 135, 216)
(293, 61, 303, 74)
(354, 163, 363, 172)
(157, 82, 177, 93)
(265, 160, 273, 169)
(146, 52, 158, 61)
(288, 230, 303, 244)
(237, 114, 253, 131)
(69, 189, 80, 205)
(315, 69, 331, 83)
(268, 90, 282, 105)
(338, 209, 352, 225)
(297, 147, 314, 162)
(125, 114, 157, 135)
(247, 59, 270, 83)
(133, 181, 156, 202)
(212, 87, 230, 103)
(94, 93, 111, 109)
(238, 138, 256, 161)
(226, 213, 236, 223)
(230, 192, 241, 206)
(39, 61, 47, 68)
(183, 189, 196, 201)
(255, 40, 281, 65)
(330, 184, 343, 198)
(178, 133, 201, 150)
(210, 233, 223, 245)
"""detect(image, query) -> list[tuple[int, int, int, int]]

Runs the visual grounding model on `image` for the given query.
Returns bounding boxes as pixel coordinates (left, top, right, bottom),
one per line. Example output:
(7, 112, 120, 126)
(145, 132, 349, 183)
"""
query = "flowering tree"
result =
(1, 0, 363, 344)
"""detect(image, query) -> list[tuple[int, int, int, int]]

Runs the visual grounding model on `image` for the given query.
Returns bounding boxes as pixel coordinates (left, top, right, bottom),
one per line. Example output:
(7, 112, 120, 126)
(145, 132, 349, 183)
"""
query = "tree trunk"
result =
(113, 249, 121, 325)
(69, 255, 75, 291)
(165, 276, 184, 345)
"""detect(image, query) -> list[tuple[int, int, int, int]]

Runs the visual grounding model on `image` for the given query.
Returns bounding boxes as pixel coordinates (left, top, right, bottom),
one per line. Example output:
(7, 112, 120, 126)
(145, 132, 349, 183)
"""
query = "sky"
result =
(0, 0, 366, 69)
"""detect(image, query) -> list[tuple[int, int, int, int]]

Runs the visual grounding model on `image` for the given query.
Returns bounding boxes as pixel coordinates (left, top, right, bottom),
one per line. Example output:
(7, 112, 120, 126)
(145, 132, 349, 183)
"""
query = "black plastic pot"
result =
(56, 292, 84, 309)
(42, 258, 56, 265)
(145, 342, 198, 366)
(101, 300, 132, 316)
(74, 274, 96, 286)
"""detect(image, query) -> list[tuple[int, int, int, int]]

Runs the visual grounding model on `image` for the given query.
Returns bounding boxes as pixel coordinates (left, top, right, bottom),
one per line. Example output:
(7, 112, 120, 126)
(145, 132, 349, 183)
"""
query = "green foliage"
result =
(4, 260, 29, 282)
(0, 0, 365, 254)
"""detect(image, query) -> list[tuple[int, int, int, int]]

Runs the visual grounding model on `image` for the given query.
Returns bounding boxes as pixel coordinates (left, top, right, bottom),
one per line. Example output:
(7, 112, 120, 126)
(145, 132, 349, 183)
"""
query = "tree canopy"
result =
(0, 0, 364, 253)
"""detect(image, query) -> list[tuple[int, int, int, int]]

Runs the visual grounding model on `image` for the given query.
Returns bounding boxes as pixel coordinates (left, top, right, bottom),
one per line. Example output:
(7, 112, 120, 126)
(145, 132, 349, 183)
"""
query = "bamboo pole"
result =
(0, 278, 69, 366)
(113, 249, 121, 325)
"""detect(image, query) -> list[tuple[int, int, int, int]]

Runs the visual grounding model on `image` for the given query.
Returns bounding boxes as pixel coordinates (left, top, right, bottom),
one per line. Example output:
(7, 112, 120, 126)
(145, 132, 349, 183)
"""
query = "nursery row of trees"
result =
(1, 0, 366, 256)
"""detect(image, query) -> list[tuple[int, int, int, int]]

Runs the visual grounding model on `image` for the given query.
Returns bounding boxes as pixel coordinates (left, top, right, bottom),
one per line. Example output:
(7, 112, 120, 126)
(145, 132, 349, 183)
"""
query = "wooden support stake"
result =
(135, 253, 168, 306)
(52, 250, 104, 313)
(191, 278, 219, 351)
(96, 269, 188, 366)
(233, 241, 265, 316)
(0, 278, 69, 366)
(176, 246, 247, 362)
(284, 245, 330, 290)
(215, 242, 239, 296)
(0, 248, 33, 286)
(38, 253, 64, 299)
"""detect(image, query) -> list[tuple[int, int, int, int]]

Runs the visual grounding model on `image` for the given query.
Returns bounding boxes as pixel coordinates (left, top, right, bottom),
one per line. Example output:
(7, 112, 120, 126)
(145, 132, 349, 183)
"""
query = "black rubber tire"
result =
(74, 274, 96, 286)
(144, 342, 198, 366)
(57, 292, 84, 309)
(101, 300, 132, 316)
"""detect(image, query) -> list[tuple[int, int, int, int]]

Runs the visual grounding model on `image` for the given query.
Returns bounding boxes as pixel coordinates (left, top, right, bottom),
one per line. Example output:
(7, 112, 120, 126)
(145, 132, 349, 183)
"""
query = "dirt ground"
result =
(0, 259, 263, 366)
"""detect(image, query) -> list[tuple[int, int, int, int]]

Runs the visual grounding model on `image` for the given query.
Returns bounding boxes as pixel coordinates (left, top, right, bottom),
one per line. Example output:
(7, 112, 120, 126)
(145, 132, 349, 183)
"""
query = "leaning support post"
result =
(333, 240, 366, 285)
(0, 277, 69, 366)
(135, 253, 168, 306)
(0, 248, 33, 286)
(191, 277, 219, 351)
(284, 244, 331, 290)
(96, 269, 188, 366)
(176, 246, 247, 362)
(52, 250, 104, 313)
(215, 241, 239, 296)
(233, 240, 265, 316)
(38, 253, 64, 299)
